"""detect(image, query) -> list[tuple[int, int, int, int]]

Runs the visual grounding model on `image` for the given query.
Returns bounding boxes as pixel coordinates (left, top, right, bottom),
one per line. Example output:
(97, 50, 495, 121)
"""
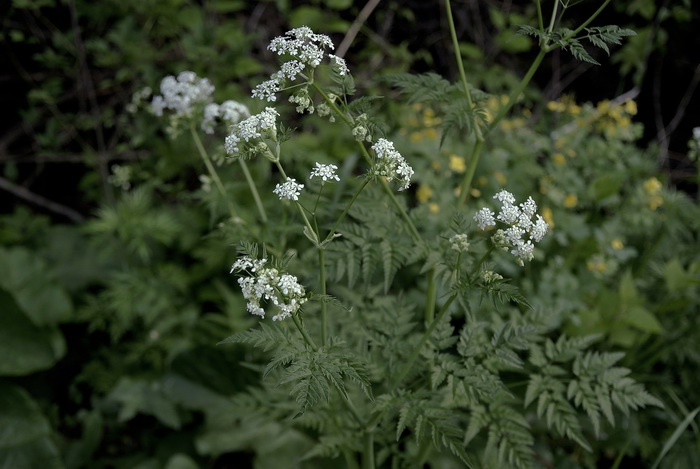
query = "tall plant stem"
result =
(274, 161, 319, 244)
(457, 139, 485, 206)
(238, 159, 268, 223)
(292, 314, 317, 350)
(318, 248, 328, 346)
(323, 177, 371, 244)
(190, 125, 239, 220)
(363, 432, 375, 469)
(445, 0, 483, 142)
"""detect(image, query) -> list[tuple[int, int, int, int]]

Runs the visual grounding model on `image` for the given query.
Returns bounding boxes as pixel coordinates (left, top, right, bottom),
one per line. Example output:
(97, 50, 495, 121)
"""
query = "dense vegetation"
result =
(1, 1, 699, 468)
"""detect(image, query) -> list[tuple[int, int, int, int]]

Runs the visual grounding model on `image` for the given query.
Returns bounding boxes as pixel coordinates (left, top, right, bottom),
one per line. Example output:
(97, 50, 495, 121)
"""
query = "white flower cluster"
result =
(371, 138, 414, 191)
(309, 163, 340, 184)
(224, 107, 279, 155)
(449, 233, 470, 253)
(201, 100, 250, 134)
(474, 190, 549, 263)
(230, 256, 307, 321)
(252, 26, 348, 103)
(273, 178, 304, 201)
(151, 71, 214, 117)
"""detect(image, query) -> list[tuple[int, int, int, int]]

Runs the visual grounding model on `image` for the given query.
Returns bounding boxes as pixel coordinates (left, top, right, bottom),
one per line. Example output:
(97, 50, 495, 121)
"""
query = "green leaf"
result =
(623, 305, 664, 333)
(0, 247, 73, 326)
(0, 382, 65, 469)
(588, 173, 624, 201)
(0, 290, 65, 376)
(651, 406, 700, 469)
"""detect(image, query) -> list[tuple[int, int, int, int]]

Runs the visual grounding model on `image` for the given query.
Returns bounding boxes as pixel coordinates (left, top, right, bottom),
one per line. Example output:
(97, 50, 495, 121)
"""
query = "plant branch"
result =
(0, 176, 84, 222)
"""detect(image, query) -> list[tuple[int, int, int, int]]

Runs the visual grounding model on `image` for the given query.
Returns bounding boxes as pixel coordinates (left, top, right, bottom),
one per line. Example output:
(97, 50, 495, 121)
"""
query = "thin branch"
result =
(0, 176, 85, 222)
(336, 0, 382, 59)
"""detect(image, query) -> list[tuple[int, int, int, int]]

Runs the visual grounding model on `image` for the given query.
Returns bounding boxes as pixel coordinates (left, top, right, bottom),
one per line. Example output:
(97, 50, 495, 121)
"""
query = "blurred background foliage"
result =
(0, 0, 699, 468)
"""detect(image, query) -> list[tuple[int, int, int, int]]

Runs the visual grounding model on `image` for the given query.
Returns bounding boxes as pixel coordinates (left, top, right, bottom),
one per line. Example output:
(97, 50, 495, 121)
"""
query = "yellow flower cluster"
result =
(404, 104, 442, 143)
(546, 95, 581, 115)
(643, 177, 663, 210)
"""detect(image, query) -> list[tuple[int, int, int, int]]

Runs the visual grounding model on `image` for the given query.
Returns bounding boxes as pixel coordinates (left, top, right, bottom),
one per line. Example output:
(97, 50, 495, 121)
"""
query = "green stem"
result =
(564, 0, 613, 40)
(363, 432, 375, 469)
(379, 176, 422, 243)
(487, 49, 546, 134)
(425, 269, 437, 323)
(445, 0, 483, 142)
(323, 177, 371, 244)
(456, 139, 485, 206)
(344, 451, 360, 469)
(190, 125, 239, 220)
(274, 161, 319, 244)
(535, 0, 544, 32)
(312, 82, 354, 127)
(292, 314, 317, 350)
(390, 293, 458, 389)
(319, 248, 328, 347)
(547, 0, 560, 34)
(238, 159, 268, 223)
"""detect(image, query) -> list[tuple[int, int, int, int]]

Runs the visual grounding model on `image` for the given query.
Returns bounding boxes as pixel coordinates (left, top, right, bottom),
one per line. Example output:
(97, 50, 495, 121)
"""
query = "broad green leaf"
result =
(107, 378, 181, 429)
(588, 173, 624, 201)
(0, 290, 65, 376)
(0, 382, 64, 469)
(623, 305, 664, 334)
(0, 247, 72, 326)
(663, 258, 689, 293)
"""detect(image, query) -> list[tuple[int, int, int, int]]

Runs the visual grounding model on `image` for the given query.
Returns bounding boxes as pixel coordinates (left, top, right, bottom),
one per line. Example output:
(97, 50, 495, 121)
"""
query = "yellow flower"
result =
(563, 194, 578, 208)
(416, 184, 433, 203)
(542, 206, 554, 227)
(624, 100, 638, 116)
(552, 153, 566, 165)
(429, 203, 440, 214)
(424, 128, 438, 140)
(494, 171, 506, 185)
(587, 258, 608, 273)
(470, 188, 481, 198)
(449, 155, 466, 173)
(644, 177, 662, 194)
(476, 176, 488, 187)
(547, 101, 565, 112)
(611, 239, 624, 250)
(567, 103, 582, 116)
(409, 131, 423, 142)
(648, 195, 663, 210)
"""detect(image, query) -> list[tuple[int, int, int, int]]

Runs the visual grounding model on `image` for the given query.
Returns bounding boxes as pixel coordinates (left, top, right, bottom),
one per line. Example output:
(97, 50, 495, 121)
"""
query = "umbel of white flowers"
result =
(474, 190, 549, 264)
(230, 256, 307, 321)
(150, 71, 249, 134)
(252, 26, 349, 104)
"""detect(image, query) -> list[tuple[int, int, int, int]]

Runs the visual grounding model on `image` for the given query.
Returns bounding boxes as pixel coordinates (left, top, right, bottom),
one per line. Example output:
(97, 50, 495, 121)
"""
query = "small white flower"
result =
(328, 54, 350, 76)
(231, 255, 307, 320)
(450, 233, 470, 253)
(310, 163, 340, 183)
(371, 138, 414, 191)
(201, 103, 220, 134)
(273, 178, 304, 201)
(225, 107, 279, 155)
(252, 78, 281, 102)
(493, 190, 516, 205)
(474, 208, 496, 230)
(219, 100, 250, 124)
(151, 71, 215, 117)
(475, 190, 549, 263)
